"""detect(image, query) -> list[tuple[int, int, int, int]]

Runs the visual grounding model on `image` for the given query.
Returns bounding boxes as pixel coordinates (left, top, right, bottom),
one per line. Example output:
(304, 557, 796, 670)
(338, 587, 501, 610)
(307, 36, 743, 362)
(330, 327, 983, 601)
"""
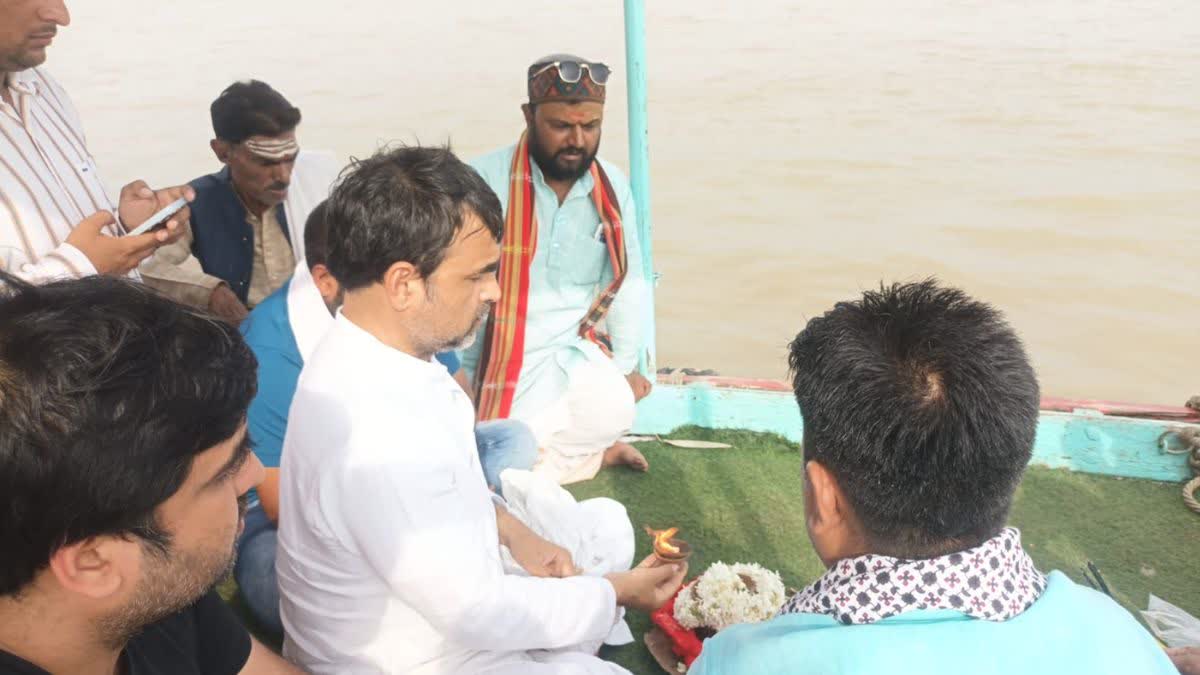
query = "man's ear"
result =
(210, 139, 231, 164)
(46, 536, 131, 600)
(805, 460, 846, 534)
(521, 103, 534, 127)
(804, 459, 871, 566)
(382, 261, 422, 312)
(311, 264, 340, 305)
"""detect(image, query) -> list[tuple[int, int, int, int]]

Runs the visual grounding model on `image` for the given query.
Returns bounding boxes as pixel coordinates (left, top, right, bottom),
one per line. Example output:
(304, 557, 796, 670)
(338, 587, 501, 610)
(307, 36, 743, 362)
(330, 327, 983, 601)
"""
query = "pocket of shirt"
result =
(564, 229, 609, 287)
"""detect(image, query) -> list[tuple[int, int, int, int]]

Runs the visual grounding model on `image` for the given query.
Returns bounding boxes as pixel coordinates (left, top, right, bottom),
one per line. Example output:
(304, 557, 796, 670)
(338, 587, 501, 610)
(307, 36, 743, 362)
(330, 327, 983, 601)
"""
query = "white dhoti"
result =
(519, 357, 636, 485)
(486, 469, 634, 674)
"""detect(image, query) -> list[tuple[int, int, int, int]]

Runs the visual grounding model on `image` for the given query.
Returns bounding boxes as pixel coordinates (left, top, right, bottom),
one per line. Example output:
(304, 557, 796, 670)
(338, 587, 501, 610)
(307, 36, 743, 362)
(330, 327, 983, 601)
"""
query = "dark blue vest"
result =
(187, 168, 291, 304)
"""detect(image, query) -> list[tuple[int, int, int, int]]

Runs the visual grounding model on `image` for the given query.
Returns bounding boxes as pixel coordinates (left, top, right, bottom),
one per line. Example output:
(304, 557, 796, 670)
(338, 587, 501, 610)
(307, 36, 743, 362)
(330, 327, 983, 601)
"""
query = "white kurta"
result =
(275, 315, 631, 674)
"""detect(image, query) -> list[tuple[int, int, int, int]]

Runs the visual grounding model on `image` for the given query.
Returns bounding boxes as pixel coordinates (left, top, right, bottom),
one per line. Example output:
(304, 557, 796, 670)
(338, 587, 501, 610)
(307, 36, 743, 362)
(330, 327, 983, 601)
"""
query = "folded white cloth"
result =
(500, 469, 636, 648)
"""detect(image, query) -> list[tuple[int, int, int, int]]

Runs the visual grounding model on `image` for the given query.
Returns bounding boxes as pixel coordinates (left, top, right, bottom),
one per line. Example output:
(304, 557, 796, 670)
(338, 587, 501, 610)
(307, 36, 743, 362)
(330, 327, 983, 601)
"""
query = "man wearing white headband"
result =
(144, 80, 335, 322)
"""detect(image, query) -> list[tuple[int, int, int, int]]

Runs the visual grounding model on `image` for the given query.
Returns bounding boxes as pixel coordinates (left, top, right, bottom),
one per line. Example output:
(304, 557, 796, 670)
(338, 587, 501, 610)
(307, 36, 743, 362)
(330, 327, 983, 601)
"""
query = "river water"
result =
(52, 0, 1199, 404)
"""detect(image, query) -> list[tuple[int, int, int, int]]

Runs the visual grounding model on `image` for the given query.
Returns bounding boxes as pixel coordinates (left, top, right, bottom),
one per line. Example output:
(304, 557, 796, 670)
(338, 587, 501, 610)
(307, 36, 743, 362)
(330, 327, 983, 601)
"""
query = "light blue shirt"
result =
(690, 571, 1176, 675)
(462, 145, 648, 418)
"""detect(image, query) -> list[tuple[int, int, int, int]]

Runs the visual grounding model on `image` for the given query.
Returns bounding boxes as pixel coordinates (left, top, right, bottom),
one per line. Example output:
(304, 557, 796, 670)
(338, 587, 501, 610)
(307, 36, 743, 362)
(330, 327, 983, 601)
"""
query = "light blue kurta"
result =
(690, 571, 1177, 675)
(462, 145, 647, 419)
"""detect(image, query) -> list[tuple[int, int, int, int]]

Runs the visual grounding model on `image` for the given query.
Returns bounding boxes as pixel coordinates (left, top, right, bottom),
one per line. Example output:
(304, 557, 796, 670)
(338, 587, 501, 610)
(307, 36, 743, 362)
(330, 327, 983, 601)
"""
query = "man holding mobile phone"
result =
(0, 1, 194, 284)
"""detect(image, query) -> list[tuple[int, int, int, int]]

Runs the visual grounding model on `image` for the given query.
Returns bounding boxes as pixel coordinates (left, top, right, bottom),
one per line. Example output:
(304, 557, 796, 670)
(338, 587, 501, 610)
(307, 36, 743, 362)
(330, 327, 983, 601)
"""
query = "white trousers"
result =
(519, 357, 636, 485)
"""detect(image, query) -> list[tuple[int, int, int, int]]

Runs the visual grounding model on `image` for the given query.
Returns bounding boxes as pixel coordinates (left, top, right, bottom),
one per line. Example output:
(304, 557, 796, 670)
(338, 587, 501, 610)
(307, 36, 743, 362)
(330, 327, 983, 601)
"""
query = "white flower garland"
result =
(673, 562, 786, 631)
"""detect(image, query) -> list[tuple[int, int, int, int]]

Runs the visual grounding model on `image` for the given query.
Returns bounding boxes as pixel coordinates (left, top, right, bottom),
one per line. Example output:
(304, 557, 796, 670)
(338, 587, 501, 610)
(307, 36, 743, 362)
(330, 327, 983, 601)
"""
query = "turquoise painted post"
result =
(624, 0, 657, 376)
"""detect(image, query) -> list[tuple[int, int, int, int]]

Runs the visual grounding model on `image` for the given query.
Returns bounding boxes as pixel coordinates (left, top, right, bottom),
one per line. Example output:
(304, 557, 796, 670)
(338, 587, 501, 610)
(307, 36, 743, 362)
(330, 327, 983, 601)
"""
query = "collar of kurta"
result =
(332, 313, 459, 382)
(286, 262, 333, 363)
(779, 528, 1047, 625)
(4, 70, 37, 96)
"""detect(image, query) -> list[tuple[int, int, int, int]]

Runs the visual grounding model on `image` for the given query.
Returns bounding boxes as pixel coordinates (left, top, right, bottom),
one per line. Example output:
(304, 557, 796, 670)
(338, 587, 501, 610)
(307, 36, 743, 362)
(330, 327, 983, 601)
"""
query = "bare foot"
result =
(603, 442, 649, 472)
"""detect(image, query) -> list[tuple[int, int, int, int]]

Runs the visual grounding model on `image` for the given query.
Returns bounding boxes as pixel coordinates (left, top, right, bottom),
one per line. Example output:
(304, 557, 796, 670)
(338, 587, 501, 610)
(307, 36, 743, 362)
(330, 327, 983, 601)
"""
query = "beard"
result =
(529, 128, 599, 182)
(2, 48, 48, 73)
(440, 302, 492, 353)
(95, 497, 245, 648)
(412, 293, 493, 357)
(450, 303, 491, 351)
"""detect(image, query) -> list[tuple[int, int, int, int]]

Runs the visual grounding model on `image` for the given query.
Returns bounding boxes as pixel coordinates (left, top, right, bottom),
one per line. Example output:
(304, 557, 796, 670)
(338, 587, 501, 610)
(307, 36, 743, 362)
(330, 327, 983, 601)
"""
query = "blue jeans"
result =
(474, 418, 540, 495)
(234, 502, 283, 636)
(233, 418, 539, 635)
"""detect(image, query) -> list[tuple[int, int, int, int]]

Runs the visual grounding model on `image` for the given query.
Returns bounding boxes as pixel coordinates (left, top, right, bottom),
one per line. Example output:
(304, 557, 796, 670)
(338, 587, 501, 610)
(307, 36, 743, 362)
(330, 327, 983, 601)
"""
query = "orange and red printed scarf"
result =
(475, 132, 628, 421)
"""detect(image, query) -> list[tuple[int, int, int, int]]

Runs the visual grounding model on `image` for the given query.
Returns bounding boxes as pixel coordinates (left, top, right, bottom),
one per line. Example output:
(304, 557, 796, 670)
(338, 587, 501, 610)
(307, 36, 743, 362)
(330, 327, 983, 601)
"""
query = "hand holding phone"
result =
(125, 197, 188, 237)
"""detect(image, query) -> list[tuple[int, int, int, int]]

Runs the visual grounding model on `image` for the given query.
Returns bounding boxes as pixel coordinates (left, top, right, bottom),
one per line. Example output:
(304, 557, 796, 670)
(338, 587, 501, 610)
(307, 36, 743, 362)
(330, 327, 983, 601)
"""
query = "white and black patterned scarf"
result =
(779, 528, 1046, 625)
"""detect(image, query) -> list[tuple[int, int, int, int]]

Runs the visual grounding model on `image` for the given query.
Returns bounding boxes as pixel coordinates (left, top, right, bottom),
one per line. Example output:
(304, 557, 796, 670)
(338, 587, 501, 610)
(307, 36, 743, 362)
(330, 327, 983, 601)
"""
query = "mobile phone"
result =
(125, 197, 188, 237)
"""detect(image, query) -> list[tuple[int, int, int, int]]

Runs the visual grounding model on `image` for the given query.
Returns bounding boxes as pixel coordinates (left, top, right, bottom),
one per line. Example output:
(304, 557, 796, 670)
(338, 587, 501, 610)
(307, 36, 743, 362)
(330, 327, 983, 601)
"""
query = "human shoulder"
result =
(1036, 570, 1161, 633)
(23, 68, 85, 134)
(123, 590, 251, 675)
(469, 145, 517, 185)
(691, 613, 839, 674)
(292, 325, 447, 439)
(187, 168, 231, 196)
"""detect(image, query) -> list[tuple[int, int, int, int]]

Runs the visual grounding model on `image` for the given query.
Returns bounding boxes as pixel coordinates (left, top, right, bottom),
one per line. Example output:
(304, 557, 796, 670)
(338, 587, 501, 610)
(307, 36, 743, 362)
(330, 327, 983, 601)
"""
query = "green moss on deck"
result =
(221, 427, 1200, 673)
(567, 427, 1200, 673)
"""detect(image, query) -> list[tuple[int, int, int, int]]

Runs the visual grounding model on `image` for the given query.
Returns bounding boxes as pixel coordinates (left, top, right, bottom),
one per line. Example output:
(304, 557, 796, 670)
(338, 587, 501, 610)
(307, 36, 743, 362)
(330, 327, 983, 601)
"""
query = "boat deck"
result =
(220, 426, 1200, 672)
(570, 427, 1200, 672)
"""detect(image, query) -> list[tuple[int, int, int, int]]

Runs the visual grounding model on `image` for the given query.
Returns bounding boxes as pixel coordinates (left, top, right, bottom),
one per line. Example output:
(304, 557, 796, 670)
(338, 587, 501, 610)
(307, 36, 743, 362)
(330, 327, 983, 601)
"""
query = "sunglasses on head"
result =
(530, 60, 611, 86)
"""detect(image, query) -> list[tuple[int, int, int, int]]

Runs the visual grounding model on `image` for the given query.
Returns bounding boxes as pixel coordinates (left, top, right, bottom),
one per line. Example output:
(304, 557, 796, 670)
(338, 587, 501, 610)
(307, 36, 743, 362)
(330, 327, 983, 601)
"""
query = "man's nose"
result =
(482, 275, 501, 303)
(567, 125, 585, 148)
(40, 1, 70, 26)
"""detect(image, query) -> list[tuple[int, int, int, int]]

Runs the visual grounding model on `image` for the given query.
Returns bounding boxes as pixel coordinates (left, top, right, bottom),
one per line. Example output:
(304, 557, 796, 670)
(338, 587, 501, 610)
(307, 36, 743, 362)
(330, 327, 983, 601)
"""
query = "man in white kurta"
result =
(275, 146, 685, 674)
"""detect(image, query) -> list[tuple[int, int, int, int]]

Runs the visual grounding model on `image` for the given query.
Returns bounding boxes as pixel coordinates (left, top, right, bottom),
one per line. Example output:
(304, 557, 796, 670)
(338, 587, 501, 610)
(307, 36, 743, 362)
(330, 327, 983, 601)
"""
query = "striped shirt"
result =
(0, 67, 120, 281)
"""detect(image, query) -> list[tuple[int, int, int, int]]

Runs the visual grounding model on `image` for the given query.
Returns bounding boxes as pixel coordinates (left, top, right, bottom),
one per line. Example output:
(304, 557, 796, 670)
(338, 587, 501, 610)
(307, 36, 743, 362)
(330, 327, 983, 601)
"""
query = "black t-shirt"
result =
(0, 590, 252, 675)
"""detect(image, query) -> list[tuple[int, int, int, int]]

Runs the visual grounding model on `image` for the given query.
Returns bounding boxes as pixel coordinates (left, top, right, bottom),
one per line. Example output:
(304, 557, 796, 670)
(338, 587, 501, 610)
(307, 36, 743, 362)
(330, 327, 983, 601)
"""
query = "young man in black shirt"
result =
(0, 273, 302, 675)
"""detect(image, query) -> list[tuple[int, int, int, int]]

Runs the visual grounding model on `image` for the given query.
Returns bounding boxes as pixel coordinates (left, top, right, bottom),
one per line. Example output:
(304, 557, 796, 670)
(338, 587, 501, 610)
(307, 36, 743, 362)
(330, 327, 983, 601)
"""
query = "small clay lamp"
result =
(645, 525, 692, 564)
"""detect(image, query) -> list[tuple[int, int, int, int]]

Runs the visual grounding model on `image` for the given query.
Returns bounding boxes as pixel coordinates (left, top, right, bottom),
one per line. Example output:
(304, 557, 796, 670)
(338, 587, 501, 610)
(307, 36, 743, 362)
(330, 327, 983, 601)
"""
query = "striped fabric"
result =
(474, 131, 628, 421)
(0, 67, 121, 281)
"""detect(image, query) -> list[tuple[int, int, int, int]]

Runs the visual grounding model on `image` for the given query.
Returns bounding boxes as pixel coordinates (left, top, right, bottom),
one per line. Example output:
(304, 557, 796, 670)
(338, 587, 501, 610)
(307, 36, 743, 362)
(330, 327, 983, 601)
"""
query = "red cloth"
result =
(650, 582, 704, 667)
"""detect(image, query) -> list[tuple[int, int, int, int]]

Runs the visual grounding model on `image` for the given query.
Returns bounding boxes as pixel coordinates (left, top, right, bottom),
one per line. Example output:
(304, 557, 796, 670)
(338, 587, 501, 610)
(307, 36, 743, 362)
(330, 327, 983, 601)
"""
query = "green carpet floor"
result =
(568, 427, 1200, 673)
(223, 426, 1200, 674)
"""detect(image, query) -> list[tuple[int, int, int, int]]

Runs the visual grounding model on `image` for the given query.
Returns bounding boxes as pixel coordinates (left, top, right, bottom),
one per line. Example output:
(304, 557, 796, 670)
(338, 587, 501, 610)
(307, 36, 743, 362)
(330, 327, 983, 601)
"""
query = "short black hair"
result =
(325, 145, 503, 291)
(0, 274, 257, 596)
(211, 80, 301, 144)
(303, 199, 331, 270)
(788, 280, 1039, 557)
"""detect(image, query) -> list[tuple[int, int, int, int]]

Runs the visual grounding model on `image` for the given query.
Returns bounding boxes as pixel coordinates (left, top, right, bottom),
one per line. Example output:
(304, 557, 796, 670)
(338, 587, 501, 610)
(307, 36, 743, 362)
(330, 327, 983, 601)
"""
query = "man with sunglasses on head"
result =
(464, 54, 653, 486)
